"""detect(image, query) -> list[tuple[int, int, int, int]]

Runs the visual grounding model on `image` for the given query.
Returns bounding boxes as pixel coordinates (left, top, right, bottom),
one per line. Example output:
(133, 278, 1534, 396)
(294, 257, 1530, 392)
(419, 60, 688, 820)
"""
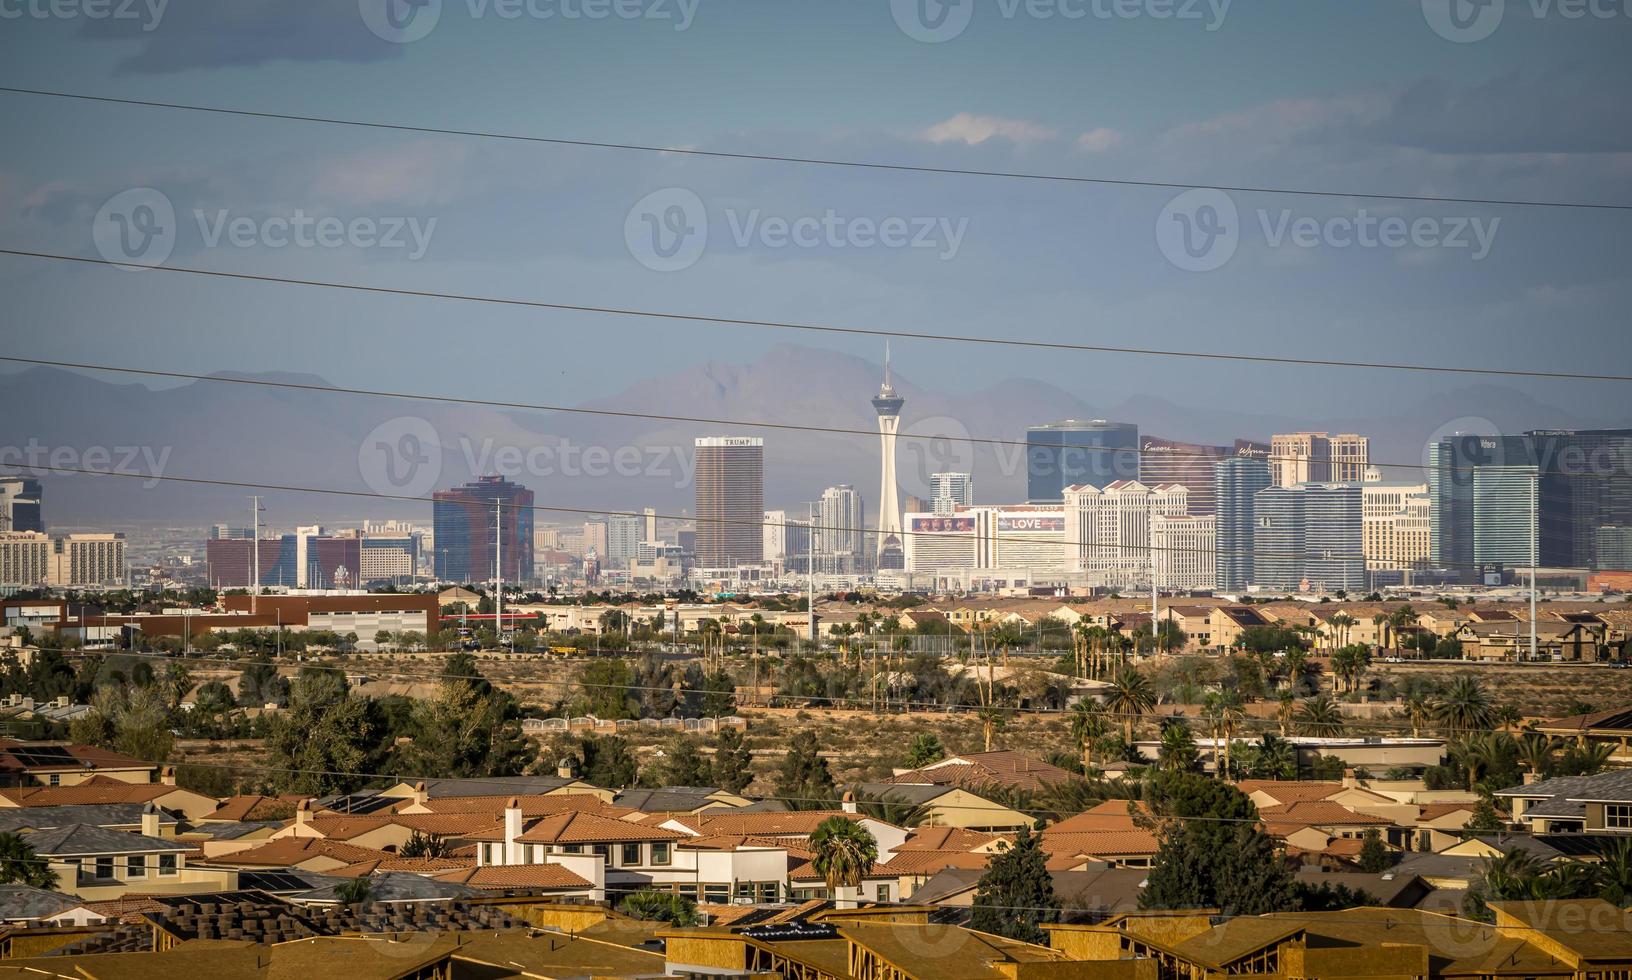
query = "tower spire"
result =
(884, 340, 892, 389)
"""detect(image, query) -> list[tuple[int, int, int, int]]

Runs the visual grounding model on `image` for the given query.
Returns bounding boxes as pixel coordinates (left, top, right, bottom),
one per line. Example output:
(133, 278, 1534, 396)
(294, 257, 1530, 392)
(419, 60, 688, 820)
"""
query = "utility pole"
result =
(249, 496, 263, 615)
(1530, 470, 1538, 662)
(807, 503, 816, 648)
(494, 499, 503, 651)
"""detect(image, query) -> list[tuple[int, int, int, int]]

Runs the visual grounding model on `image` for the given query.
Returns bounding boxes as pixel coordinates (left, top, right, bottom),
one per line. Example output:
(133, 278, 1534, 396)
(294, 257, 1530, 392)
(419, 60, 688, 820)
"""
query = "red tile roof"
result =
(431, 864, 593, 890)
(195, 837, 393, 868)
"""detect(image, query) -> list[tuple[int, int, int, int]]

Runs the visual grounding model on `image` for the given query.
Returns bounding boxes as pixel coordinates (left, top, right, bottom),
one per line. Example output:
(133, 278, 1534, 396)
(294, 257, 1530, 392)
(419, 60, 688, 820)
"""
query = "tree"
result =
(1139, 771, 1297, 915)
(810, 816, 879, 905)
(401, 674, 532, 780)
(264, 674, 383, 796)
(774, 731, 837, 809)
(969, 825, 1059, 944)
(575, 658, 635, 719)
(712, 728, 755, 794)
(651, 735, 712, 787)
(618, 889, 699, 925)
(334, 877, 374, 906)
(1157, 721, 1199, 773)
(1357, 829, 1393, 873)
(0, 832, 57, 889)
(1465, 794, 1506, 834)
(1434, 676, 1496, 734)
(578, 735, 639, 789)
(1106, 668, 1156, 742)
(1296, 695, 1346, 737)
(399, 831, 451, 858)
(1070, 702, 1110, 773)
(905, 732, 946, 769)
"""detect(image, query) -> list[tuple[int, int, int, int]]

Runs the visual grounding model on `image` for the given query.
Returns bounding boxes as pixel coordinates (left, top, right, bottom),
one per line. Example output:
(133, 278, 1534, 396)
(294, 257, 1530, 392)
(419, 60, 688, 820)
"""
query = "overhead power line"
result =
(1, 86, 1628, 212)
(0, 354, 1595, 477)
(4, 248, 1630, 383)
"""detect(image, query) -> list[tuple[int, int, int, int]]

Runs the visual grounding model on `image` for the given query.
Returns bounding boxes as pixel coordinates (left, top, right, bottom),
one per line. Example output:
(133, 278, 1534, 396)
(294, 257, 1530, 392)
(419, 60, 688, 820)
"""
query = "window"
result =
(876, 884, 891, 903)
(622, 843, 642, 866)
(47, 774, 60, 787)
(93, 857, 114, 880)
(158, 854, 178, 876)
(126, 855, 146, 878)
(561, 844, 583, 854)
(1607, 804, 1632, 831)
(592, 844, 610, 860)
(650, 842, 671, 865)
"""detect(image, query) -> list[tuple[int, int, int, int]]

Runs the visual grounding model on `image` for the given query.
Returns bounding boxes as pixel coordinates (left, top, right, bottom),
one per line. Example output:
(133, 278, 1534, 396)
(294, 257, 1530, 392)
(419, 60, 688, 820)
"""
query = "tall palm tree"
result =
(1516, 732, 1558, 778)
(810, 816, 878, 908)
(1327, 613, 1356, 651)
(1433, 675, 1498, 735)
(1070, 700, 1110, 772)
(1203, 692, 1246, 781)
(0, 832, 57, 889)
(1296, 695, 1346, 737)
(1105, 667, 1156, 742)
(847, 791, 932, 829)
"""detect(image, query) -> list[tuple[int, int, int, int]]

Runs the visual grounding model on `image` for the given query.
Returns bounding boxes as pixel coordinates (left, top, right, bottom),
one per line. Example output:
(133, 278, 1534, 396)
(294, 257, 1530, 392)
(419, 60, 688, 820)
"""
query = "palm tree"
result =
(1296, 695, 1346, 737)
(810, 816, 878, 908)
(1433, 675, 1497, 735)
(1157, 721, 1199, 773)
(1070, 700, 1110, 772)
(1516, 732, 1558, 778)
(1327, 613, 1356, 650)
(1105, 667, 1156, 742)
(1203, 692, 1246, 781)
(847, 791, 932, 828)
(0, 833, 57, 889)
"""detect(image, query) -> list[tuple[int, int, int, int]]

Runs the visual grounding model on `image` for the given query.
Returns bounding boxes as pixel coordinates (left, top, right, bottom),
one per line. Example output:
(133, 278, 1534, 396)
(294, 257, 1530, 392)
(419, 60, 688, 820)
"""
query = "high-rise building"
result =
(1151, 514, 1217, 591)
(0, 477, 43, 533)
(643, 507, 658, 544)
(1026, 420, 1139, 504)
(1062, 480, 1188, 587)
(693, 437, 764, 567)
(1473, 467, 1538, 568)
(930, 472, 974, 515)
(1252, 483, 1364, 592)
(1598, 527, 1632, 571)
(48, 533, 125, 587)
(816, 484, 866, 574)
(873, 348, 906, 570)
(1214, 457, 1272, 591)
(1362, 480, 1432, 572)
(606, 515, 643, 565)
(0, 532, 51, 587)
(206, 533, 362, 589)
(1270, 432, 1369, 487)
(1138, 438, 1230, 516)
(432, 475, 535, 583)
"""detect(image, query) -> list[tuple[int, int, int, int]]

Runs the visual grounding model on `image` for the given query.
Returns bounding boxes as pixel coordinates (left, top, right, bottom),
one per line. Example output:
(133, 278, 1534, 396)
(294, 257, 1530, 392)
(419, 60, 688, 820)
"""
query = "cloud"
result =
(310, 141, 474, 207)
(919, 113, 1059, 146)
(1075, 128, 1124, 154)
(77, 0, 404, 73)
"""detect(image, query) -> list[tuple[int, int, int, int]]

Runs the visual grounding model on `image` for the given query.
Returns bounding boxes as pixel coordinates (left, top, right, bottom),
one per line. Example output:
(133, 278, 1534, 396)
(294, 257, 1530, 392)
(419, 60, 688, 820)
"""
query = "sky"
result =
(1, 0, 1630, 436)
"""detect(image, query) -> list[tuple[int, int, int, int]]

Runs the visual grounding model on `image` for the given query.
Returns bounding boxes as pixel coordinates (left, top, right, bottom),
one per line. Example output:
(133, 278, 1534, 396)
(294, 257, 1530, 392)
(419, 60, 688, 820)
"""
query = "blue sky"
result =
(2, 0, 1630, 430)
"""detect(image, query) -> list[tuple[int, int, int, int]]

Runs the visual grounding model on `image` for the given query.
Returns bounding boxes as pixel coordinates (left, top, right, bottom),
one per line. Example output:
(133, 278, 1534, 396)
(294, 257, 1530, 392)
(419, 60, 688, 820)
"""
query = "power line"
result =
(1, 86, 1628, 212)
(5, 248, 1632, 383)
(1, 354, 1598, 478)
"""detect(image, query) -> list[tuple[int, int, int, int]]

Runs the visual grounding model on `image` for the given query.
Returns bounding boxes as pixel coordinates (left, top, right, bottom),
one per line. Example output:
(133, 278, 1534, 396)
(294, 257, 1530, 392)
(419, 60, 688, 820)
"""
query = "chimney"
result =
(141, 802, 160, 838)
(842, 791, 858, 815)
(1341, 768, 1358, 789)
(160, 766, 176, 787)
(413, 780, 428, 806)
(503, 797, 524, 866)
(557, 759, 574, 780)
(295, 799, 311, 829)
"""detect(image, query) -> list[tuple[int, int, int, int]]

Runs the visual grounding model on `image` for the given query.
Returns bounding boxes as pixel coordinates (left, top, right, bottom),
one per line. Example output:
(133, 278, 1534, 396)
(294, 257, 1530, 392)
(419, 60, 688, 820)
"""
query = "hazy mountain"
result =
(1, 345, 1622, 528)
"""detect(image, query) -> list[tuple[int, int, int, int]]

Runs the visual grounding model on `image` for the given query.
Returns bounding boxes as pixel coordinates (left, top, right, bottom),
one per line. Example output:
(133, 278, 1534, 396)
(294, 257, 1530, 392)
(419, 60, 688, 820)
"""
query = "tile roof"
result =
(21, 823, 192, 856)
(1037, 830, 1160, 857)
(0, 803, 177, 833)
(431, 864, 594, 890)
(205, 794, 309, 822)
(1236, 780, 1347, 804)
(391, 812, 508, 837)
(0, 782, 180, 808)
(1260, 801, 1395, 831)
(289, 815, 399, 840)
(0, 739, 154, 774)
(887, 752, 1074, 792)
(415, 792, 623, 816)
(681, 810, 870, 838)
(481, 810, 686, 844)
(1538, 706, 1632, 734)
(328, 856, 472, 877)
(195, 837, 393, 868)
(880, 849, 992, 875)
(896, 827, 1008, 852)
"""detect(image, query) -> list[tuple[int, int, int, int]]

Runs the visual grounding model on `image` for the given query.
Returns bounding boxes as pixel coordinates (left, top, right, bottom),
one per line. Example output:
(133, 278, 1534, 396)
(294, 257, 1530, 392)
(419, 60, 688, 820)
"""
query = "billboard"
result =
(996, 516, 1065, 533)
(910, 516, 974, 533)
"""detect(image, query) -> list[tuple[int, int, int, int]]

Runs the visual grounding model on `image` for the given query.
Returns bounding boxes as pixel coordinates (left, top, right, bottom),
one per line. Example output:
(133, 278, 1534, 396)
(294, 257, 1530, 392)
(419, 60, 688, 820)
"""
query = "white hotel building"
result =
(1063, 480, 1190, 589)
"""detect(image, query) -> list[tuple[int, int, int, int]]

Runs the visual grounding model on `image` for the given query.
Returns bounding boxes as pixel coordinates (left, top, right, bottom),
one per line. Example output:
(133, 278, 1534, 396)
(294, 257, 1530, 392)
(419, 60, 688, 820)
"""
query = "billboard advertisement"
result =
(996, 516, 1065, 533)
(910, 516, 974, 533)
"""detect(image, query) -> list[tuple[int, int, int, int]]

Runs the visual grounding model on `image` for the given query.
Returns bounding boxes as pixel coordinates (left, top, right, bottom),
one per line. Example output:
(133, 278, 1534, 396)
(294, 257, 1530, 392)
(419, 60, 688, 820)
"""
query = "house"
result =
(0, 803, 183, 837)
(1040, 801, 1162, 870)
(430, 862, 598, 898)
(1495, 769, 1632, 834)
(0, 740, 158, 788)
(0, 884, 105, 926)
(375, 774, 612, 803)
(266, 802, 416, 852)
(191, 836, 396, 874)
(24, 818, 235, 900)
(611, 786, 753, 814)
(0, 774, 217, 822)
(851, 782, 1033, 832)
(198, 794, 311, 824)
(1258, 800, 1405, 859)
(1535, 705, 1632, 766)
(886, 751, 1075, 793)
